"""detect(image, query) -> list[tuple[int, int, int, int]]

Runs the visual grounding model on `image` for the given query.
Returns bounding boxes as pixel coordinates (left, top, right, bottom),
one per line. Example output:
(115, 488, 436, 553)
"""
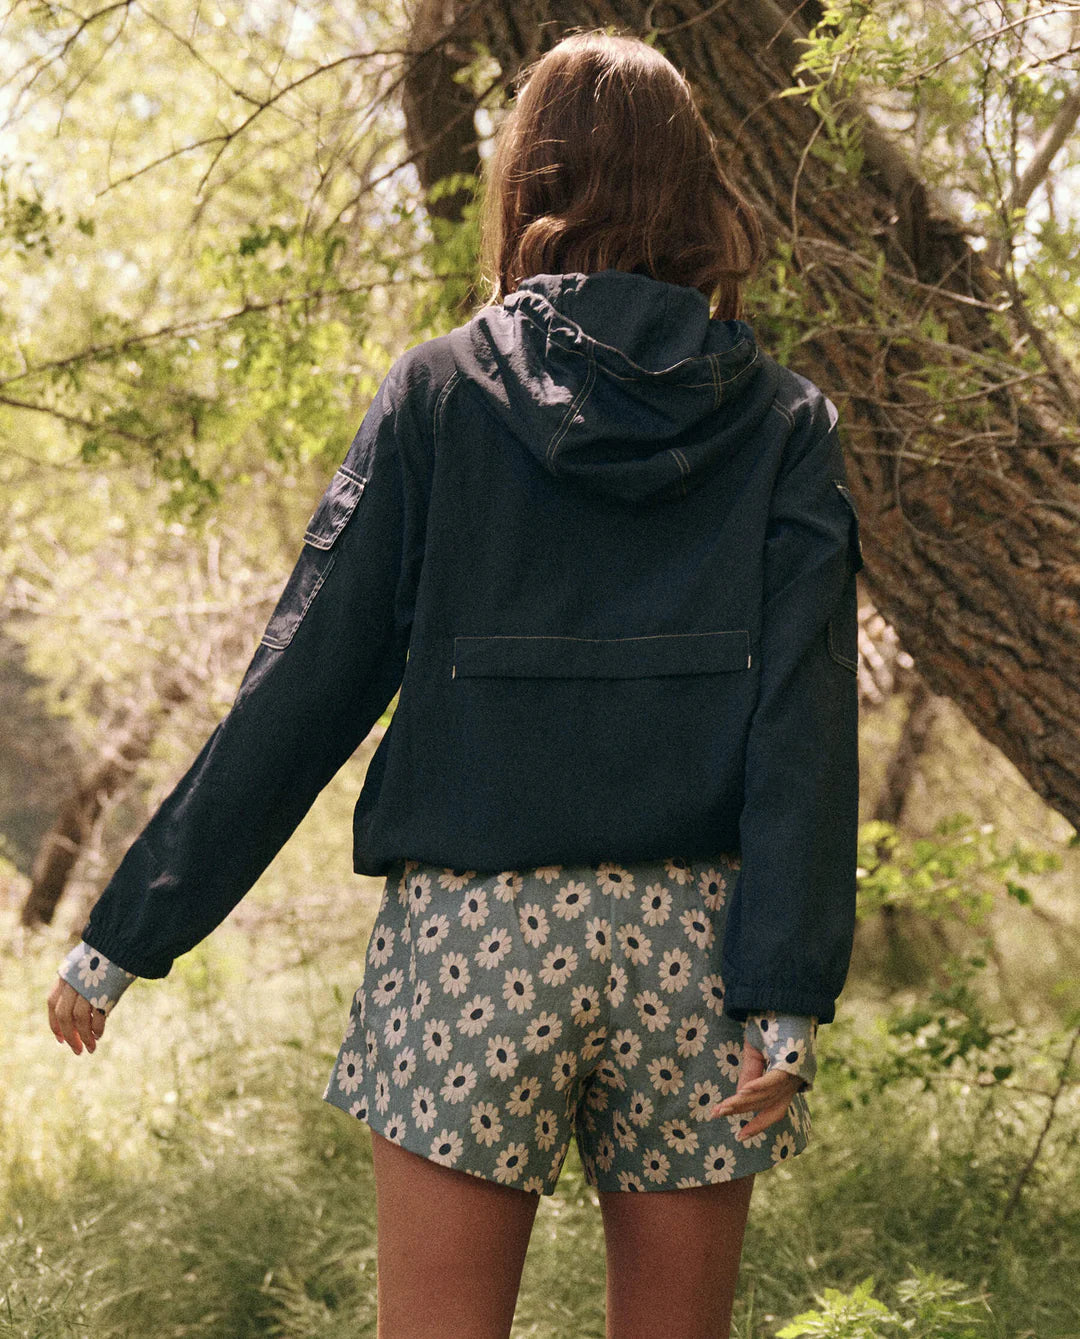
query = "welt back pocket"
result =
(260, 464, 367, 651)
(452, 630, 752, 679)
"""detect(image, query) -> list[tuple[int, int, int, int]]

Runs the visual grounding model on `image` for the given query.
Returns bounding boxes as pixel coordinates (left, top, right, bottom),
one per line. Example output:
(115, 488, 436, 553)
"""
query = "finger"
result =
(711, 1075, 800, 1118)
(735, 1097, 792, 1140)
(47, 988, 67, 1045)
(54, 988, 83, 1054)
(71, 996, 97, 1052)
(737, 1045, 765, 1086)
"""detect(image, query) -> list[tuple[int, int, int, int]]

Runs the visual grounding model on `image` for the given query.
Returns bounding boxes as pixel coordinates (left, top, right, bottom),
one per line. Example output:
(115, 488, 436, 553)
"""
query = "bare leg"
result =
(370, 1130, 542, 1339)
(599, 1172, 756, 1339)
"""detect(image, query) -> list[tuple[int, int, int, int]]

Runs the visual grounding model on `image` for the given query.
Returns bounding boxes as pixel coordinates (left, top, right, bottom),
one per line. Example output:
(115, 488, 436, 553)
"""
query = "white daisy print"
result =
(571, 987, 603, 1030)
(595, 1059, 628, 1091)
(374, 1070, 391, 1115)
(441, 1061, 478, 1105)
(503, 966, 536, 1014)
(633, 990, 671, 1033)
(597, 864, 635, 898)
(657, 946, 693, 993)
(416, 912, 451, 956)
(553, 880, 591, 919)
(659, 1119, 699, 1156)
(336, 1051, 363, 1095)
(584, 917, 613, 962)
(494, 1142, 529, 1184)
(642, 1148, 671, 1183)
(382, 1006, 408, 1048)
(507, 1077, 541, 1117)
(664, 858, 693, 885)
(457, 993, 495, 1038)
(76, 950, 109, 989)
(365, 1028, 379, 1065)
(475, 927, 514, 969)
(349, 1098, 368, 1121)
(534, 1110, 559, 1150)
(368, 927, 395, 968)
(383, 1113, 408, 1143)
(728, 1115, 767, 1148)
(534, 865, 563, 883)
(611, 1112, 638, 1151)
(714, 1042, 742, 1081)
(342, 1013, 357, 1043)
(391, 1047, 418, 1089)
(675, 1014, 709, 1058)
(611, 1028, 643, 1069)
(422, 1019, 454, 1065)
(679, 907, 714, 951)
(458, 887, 490, 931)
(523, 1011, 562, 1054)
(372, 968, 406, 1007)
(703, 1144, 737, 1182)
(411, 1087, 437, 1132)
(410, 980, 431, 1020)
(627, 1091, 655, 1126)
(429, 1128, 463, 1167)
(439, 868, 477, 892)
(775, 1036, 808, 1071)
(89, 994, 114, 1016)
(585, 1084, 610, 1112)
(408, 872, 433, 917)
(539, 943, 579, 987)
(687, 1079, 723, 1121)
(641, 883, 673, 926)
(485, 1034, 519, 1081)
(581, 1023, 607, 1059)
(697, 972, 726, 1015)
(771, 1131, 798, 1163)
(616, 1171, 646, 1191)
(438, 951, 471, 997)
(470, 1101, 504, 1147)
(646, 1056, 685, 1095)
(594, 1134, 617, 1171)
(608, 963, 629, 1007)
(518, 903, 551, 948)
(699, 868, 728, 910)
(492, 871, 523, 902)
(616, 924, 653, 966)
(551, 1050, 578, 1093)
(523, 1176, 547, 1194)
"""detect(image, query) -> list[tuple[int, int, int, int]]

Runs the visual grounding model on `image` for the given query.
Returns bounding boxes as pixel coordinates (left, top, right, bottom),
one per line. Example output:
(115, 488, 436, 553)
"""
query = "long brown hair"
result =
(476, 28, 764, 321)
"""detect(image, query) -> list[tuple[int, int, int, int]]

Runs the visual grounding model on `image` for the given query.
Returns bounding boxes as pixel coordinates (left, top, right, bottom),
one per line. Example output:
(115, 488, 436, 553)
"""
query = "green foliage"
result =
(777, 1269, 988, 1338)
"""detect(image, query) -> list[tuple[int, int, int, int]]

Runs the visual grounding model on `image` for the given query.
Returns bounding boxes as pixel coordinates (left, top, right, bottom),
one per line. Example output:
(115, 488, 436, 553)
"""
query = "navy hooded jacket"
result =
(77, 268, 863, 1024)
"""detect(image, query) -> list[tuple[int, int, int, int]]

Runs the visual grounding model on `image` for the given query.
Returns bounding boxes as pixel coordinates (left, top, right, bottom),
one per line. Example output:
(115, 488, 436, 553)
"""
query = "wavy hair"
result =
(476, 28, 764, 320)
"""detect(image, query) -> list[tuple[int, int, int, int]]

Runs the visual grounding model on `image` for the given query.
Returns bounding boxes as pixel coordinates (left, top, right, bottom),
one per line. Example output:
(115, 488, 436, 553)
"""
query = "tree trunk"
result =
(402, 0, 1080, 831)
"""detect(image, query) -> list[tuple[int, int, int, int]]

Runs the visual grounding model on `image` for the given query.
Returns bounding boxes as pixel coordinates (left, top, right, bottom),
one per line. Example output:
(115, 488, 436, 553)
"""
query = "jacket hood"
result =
(448, 268, 781, 503)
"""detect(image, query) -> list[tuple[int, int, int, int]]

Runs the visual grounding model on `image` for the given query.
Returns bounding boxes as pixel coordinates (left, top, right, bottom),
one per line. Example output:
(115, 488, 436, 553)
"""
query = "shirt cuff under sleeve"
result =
(743, 1010, 818, 1090)
(57, 940, 137, 1015)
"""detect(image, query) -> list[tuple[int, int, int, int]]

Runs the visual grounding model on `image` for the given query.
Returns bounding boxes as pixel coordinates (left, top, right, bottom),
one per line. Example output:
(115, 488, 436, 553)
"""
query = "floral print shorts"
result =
(322, 854, 811, 1194)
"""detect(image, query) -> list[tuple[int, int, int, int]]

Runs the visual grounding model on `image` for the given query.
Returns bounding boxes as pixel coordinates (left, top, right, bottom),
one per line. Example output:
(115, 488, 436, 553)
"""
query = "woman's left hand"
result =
(48, 977, 106, 1055)
(709, 1041, 805, 1139)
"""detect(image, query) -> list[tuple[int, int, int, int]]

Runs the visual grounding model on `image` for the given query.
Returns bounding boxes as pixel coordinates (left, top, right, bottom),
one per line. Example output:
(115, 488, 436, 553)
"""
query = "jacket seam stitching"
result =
(433, 368, 461, 453)
(260, 552, 337, 650)
(827, 618, 859, 672)
(546, 347, 596, 468)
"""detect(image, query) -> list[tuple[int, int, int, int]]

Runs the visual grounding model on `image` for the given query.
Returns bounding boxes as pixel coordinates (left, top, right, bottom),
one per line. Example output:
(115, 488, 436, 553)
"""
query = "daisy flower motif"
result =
(523, 1175, 547, 1194)
(664, 858, 693, 886)
(675, 1014, 709, 1058)
(383, 1113, 408, 1144)
(728, 1114, 767, 1148)
(502, 966, 536, 1014)
(374, 1071, 391, 1115)
(697, 972, 726, 1015)
(76, 950, 109, 989)
(438, 868, 477, 892)
(611, 1112, 638, 1151)
(633, 989, 671, 1033)
(659, 1119, 699, 1156)
(675, 1176, 700, 1189)
(584, 917, 613, 962)
(441, 1060, 479, 1105)
(349, 1098, 368, 1121)
(594, 1134, 617, 1171)
(616, 923, 653, 966)
(485, 1034, 519, 1081)
(585, 1085, 610, 1112)
(607, 963, 629, 1008)
(396, 864, 413, 907)
(506, 1077, 541, 1117)
(714, 1043, 742, 1082)
(523, 1010, 562, 1054)
(657, 946, 693, 994)
(429, 1129, 464, 1167)
(365, 1028, 379, 1065)
(597, 863, 635, 898)
(408, 872, 433, 918)
(416, 912, 451, 956)
(382, 1006, 408, 1048)
(411, 1086, 437, 1132)
(539, 943, 579, 988)
(534, 1109, 559, 1150)
(494, 1142, 529, 1184)
(391, 1047, 417, 1089)
(642, 1148, 671, 1184)
(553, 880, 590, 919)
(776, 1035, 808, 1072)
(679, 907, 714, 952)
(698, 868, 728, 910)
(367, 927, 395, 969)
(611, 1028, 643, 1069)
(571, 987, 603, 1030)
(475, 927, 514, 970)
(687, 1079, 723, 1122)
(492, 870, 524, 903)
(641, 883, 673, 927)
(646, 1056, 685, 1095)
(470, 1100, 504, 1147)
(422, 1018, 454, 1065)
(89, 994, 115, 1016)
(372, 968, 406, 1008)
(457, 993, 495, 1038)
(342, 1013, 357, 1044)
(410, 980, 431, 1020)
(616, 1170, 646, 1191)
(703, 1144, 737, 1182)
(438, 951, 471, 997)
(336, 1051, 364, 1095)
(595, 1059, 628, 1091)
(549, 1142, 569, 1182)
(771, 1130, 799, 1163)
(627, 1090, 654, 1126)
(551, 1050, 578, 1093)
(534, 865, 563, 883)
(458, 887, 489, 932)
(518, 903, 550, 948)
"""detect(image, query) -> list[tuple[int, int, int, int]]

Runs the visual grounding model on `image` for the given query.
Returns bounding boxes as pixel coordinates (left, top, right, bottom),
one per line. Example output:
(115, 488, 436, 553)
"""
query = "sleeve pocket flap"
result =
(833, 481, 864, 573)
(303, 465, 367, 550)
(453, 630, 752, 679)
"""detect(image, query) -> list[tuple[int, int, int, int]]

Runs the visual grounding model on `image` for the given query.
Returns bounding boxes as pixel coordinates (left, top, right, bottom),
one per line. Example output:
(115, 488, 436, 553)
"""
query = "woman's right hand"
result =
(47, 976, 107, 1055)
(709, 1040, 805, 1138)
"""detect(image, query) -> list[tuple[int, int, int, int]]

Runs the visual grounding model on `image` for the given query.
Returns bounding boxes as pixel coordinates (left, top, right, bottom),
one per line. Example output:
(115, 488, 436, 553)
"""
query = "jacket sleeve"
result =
(76, 358, 428, 979)
(721, 393, 863, 1026)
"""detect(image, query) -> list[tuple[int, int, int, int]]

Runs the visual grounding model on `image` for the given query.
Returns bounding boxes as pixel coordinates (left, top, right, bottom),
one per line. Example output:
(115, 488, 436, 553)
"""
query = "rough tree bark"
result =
(400, 0, 1080, 831)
